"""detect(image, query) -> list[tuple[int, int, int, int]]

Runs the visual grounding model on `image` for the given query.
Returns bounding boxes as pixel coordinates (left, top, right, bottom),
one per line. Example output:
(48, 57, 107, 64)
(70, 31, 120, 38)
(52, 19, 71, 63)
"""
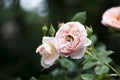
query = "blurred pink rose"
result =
(101, 6, 120, 30)
(36, 37, 59, 68)
(55, 22, 92, 59)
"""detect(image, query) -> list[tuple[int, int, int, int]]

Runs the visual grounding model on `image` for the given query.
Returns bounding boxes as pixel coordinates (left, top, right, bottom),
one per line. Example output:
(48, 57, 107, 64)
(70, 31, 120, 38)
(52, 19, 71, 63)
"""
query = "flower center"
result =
(66, 35, 74, 42)
(116, 15, 120, 21)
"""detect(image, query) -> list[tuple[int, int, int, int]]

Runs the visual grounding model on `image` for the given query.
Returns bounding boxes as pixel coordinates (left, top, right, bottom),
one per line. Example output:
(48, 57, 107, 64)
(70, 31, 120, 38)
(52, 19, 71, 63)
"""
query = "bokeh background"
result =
(0, 0, 120, 80)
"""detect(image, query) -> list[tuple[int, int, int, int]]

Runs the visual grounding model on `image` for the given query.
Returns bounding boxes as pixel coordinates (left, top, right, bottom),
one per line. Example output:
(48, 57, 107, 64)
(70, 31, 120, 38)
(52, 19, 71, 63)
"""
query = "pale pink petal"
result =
(36, 45, 45, 55)
(41, 57, 52, 68)
(55, 22, 92, 58)
(44, 52, 59, 64)
(36, 36, 59, 68)
(43, 37, 59, 52)
(70, 47, 86, 59)
(43, 43, 51, 54)
(101, 6, 120, 30)
(36, 45, 41, 53)
(43, 37, 55, 44)
(84, 38, 92, 46)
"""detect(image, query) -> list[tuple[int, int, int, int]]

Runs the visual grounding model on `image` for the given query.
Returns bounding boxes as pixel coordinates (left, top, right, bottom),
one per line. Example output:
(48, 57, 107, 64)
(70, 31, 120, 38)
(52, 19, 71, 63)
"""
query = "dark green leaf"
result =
(100, 57, 112, 64)
(29, 77, 37, 80)
(51, 69, 60, 77)
(90, 34, 97, 44)
(81, 74, 95, 80)
(83, 61, 96, 70)
(59, 57, 76, 72)
(95, 65, 109, 75)
(71, 11, 86, 24)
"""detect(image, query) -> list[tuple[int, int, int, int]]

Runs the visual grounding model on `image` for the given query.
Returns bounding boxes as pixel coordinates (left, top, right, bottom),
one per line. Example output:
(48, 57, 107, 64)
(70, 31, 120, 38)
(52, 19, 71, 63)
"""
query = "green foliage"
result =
(81, 74, 95, 80)
(95, 65, 109, 75)
(86, 26, 93, 38)
(89, 34, 97, 44)
(83, 61, 96, 70)
(59, 57, 76, 72)
(30, 77, 38, 80)
(71, 11, 86, 24)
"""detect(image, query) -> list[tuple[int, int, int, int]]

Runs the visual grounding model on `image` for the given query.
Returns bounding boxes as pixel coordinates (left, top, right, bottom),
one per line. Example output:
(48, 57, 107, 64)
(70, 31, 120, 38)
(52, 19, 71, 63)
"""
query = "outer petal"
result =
(70, 47, 86, 59)
(43, 37, 59, 68)
(43, 37, 59, 52)
(43, 37, 55, 45)
(36, 36, 60, 68)
(44, 52, 59, 64)
(36, 45, 45, 55)
(36, 45, 41, 53)
(41, 56, 52, 68)
(84, 38, 92, 46)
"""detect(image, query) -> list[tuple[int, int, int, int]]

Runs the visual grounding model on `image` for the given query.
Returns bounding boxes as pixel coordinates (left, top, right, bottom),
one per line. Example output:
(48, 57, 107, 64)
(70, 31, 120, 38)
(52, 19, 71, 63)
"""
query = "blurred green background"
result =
(0, 0, 120, 80)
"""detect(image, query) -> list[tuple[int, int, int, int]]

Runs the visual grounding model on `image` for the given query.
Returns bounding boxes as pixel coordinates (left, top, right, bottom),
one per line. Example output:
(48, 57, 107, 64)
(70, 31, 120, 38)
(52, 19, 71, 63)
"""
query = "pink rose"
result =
(36, 37, 59, 68)
(55, 22, 92, 59)
(101, 6, 120, 30)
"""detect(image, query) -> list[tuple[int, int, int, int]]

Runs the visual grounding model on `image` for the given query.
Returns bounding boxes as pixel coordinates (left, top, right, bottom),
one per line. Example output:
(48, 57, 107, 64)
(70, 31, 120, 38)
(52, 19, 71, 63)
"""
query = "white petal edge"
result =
(84, 38, 92, 46)
(36, 45, 42, 53)
(41, 56, 52, 68)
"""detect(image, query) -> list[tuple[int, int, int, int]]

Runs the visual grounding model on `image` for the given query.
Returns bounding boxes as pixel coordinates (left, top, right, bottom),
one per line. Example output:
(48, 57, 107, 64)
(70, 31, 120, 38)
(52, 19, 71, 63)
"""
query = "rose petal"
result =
(43, 37, 56, 44)
(36, 45, 41, 53)
(101, 6, 120, 30)
(43, 43, 51, 54)
(44, 52, 59, 64)
(36, 36, 59, 68)
(70, 47, 86, 59)
(36, 45, 45, 55)
(55, 22, 92, 58)
(41, 56, 52, 68)
(84, 38, 92, 46)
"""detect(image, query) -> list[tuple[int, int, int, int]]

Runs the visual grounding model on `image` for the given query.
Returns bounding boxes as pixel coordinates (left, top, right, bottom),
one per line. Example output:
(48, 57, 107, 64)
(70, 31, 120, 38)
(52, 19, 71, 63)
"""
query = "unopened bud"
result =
(86, 26, 93, 37)
(49, 24, 55, 37)
(42, 25, 48, 36)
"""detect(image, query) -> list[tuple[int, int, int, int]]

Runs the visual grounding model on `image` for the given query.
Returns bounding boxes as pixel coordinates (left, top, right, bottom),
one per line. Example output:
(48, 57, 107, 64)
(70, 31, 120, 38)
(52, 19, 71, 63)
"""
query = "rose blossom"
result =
(36, 37, 59, 68)
(101, 6, 120, 30)
(55, 22, 92, 59)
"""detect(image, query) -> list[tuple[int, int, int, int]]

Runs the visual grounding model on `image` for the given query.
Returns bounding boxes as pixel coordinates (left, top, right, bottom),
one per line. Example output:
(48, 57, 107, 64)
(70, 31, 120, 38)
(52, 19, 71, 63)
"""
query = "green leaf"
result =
(81, 74, 95, 80)
(104, 51, 114, 56)
(95, 65, 109, 75)
(90, 34, 97, 44)
(51, 69, 60, 77)
(71, 11, 86, 24)
(83, 61, 96, 70)
(59, 57, 76, 72)
(100, 57, 112, 64)
(29, 77, 37, 80)
(96, 43, 106, 51)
